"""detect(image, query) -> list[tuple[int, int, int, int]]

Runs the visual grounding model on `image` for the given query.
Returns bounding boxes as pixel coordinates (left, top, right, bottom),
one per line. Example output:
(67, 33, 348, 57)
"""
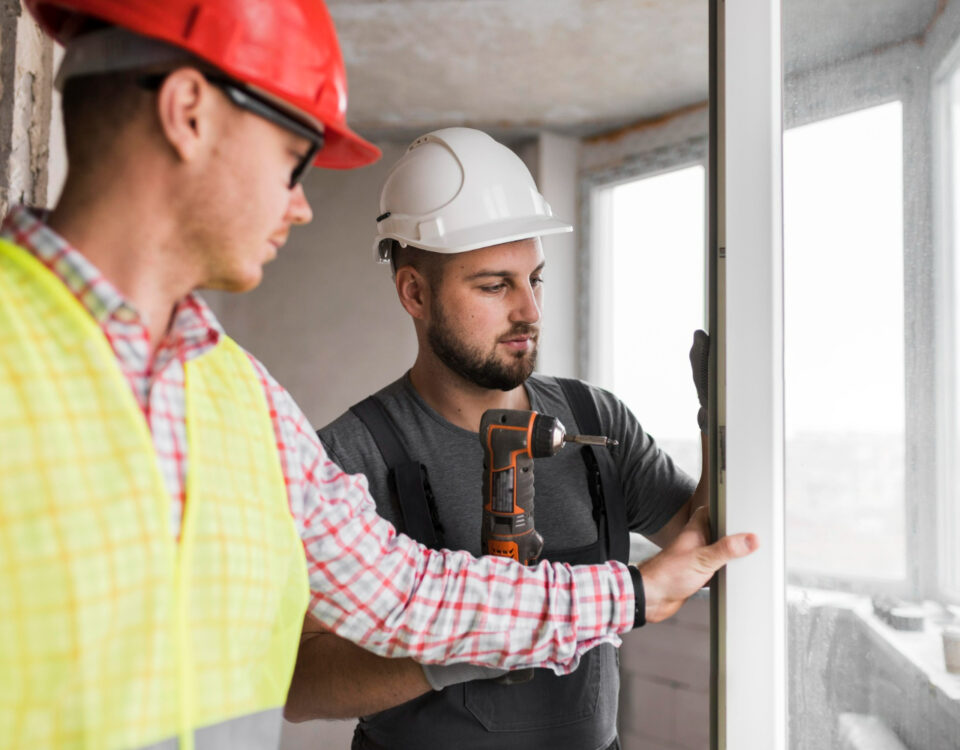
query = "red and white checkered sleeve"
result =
(251, 358, 636, 674)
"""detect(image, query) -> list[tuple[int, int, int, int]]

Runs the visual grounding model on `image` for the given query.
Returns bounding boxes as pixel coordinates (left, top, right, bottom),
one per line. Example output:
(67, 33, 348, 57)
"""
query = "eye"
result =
(480, 282, 506, 293)
(531, 275, 544, 287)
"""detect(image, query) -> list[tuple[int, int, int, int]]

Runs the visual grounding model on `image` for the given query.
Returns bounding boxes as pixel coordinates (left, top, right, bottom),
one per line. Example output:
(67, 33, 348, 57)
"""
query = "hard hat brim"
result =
(314, 121, 381, 169)
(376, 214, 573, 258)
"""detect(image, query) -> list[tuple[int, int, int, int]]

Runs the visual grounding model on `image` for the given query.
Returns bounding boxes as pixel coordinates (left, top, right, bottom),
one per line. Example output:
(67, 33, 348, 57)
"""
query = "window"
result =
(588, 163, 706, 479)
(783, 101, 906, 584)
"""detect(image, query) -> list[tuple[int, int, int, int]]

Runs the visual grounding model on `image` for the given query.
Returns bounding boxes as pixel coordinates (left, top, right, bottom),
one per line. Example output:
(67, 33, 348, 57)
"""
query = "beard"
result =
(427, 301, 538, 391)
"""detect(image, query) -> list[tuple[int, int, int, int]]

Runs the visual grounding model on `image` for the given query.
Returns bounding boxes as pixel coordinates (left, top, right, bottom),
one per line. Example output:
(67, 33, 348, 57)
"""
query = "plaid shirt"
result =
(1, 206, 634, 672)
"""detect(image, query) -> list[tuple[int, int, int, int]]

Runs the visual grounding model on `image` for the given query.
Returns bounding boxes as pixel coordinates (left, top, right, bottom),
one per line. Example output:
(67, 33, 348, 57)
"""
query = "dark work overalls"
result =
(347, 378, 630, 750)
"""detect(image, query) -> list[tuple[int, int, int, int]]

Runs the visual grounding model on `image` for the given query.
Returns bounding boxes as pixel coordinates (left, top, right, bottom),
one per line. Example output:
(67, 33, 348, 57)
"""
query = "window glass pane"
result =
(782, 1, 960, 747)
(784, 102, 905, 581)
(607, 165, 705, 478)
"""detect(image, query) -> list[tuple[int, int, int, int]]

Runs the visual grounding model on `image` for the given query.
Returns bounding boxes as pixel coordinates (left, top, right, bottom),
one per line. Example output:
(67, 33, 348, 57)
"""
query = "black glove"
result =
(689, 330, 709, 432)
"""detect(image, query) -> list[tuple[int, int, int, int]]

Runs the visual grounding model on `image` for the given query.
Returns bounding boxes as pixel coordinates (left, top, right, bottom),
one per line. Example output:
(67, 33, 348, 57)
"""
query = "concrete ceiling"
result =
(328, 0, 942, 143)
(783, 0, 941, 75)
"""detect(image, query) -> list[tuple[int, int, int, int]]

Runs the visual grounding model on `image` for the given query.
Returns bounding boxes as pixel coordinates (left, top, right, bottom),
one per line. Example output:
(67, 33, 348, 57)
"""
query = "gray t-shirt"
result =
(319, 373, 695, 555)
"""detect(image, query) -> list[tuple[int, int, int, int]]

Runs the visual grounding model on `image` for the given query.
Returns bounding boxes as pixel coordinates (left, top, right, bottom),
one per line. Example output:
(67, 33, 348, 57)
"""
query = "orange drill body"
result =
(480, 410, 546, 565)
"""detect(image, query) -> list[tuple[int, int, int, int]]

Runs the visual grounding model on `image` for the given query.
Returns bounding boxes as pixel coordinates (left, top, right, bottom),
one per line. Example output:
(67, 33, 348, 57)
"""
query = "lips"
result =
(500, 333, 537, 351)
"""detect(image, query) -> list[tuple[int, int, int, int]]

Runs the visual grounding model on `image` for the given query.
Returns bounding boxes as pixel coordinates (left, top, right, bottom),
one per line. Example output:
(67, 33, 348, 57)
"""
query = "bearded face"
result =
(427, 295, 538, 391)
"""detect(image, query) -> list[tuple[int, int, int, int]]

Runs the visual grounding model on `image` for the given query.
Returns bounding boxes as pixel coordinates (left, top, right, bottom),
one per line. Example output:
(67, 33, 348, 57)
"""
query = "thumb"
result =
(698, 532, 758, 571)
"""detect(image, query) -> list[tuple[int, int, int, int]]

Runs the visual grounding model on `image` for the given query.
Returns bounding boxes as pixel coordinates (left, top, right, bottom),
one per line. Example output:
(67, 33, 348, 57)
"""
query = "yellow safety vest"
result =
(0, 239, 309, 750)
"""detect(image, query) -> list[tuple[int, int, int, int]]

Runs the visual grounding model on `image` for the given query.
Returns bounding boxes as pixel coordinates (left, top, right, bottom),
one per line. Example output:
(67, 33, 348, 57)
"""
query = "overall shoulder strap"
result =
(556, 378, 630, 563)
(348, 396, 442, 550)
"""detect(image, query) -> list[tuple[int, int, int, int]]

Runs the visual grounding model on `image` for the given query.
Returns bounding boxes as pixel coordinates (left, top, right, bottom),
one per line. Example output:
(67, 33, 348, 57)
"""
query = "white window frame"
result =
(933, 36, 960, 605)
(713, 0, 786, 748)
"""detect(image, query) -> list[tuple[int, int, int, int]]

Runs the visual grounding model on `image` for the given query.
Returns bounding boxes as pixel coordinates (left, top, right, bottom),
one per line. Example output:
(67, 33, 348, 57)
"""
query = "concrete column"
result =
(536, 131, 580, 379)
(0, 0, 54, 215)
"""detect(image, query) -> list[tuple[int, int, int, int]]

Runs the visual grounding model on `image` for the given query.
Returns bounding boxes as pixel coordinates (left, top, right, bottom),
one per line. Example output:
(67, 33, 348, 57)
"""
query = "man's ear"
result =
(155, 67, 215, 163)
(396, 265, 430, 320)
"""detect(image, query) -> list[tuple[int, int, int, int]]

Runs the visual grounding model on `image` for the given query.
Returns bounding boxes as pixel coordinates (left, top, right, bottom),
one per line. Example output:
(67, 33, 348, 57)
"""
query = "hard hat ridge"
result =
(374, 127, 572, 263)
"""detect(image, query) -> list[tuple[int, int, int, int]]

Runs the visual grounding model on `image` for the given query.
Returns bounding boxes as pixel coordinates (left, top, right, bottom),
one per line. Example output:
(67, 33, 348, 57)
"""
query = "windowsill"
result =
(789, 587, 960, 703)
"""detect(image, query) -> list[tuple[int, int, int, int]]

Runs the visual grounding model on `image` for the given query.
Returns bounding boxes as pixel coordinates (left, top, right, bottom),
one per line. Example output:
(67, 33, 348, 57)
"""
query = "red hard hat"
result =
(25, 0, 380, 170)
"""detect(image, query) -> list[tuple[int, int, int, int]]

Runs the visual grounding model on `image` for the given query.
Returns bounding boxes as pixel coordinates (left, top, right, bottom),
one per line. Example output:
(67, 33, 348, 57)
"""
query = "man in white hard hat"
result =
(2, 5, 755, 750)
(286, 128, 719, 750)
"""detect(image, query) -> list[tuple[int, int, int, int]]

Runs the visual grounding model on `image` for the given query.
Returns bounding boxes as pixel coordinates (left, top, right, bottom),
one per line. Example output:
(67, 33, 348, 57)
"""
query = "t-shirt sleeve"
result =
(591, 385, 697, 535)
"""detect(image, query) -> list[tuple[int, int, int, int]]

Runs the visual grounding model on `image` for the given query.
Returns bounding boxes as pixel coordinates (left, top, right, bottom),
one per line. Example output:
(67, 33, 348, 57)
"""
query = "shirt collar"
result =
(1, 204, 223, 354)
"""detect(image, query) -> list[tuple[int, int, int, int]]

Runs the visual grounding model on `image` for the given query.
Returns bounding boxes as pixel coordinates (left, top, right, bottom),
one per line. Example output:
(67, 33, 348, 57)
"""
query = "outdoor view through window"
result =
(784, 102, 906, 581)
(783, 0, 960, 747)
(604, 165, 706, 480)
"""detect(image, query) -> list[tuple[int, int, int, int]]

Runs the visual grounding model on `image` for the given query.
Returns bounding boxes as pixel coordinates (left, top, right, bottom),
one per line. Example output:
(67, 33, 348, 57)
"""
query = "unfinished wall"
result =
(0, 0, 53, 214)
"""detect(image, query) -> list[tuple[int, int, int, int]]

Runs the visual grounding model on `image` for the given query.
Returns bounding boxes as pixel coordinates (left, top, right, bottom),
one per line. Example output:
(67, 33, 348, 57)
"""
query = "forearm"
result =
(689, 430, 709, 513)
(312, 544, 634, 672)
(647, 432, 709, 548)
(285, 632, 430, 721)
(300, 475, 635, 673)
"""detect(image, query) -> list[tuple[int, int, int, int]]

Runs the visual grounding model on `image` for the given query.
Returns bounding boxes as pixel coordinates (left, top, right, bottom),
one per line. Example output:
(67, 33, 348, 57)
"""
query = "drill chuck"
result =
(530, 414, 565, 457)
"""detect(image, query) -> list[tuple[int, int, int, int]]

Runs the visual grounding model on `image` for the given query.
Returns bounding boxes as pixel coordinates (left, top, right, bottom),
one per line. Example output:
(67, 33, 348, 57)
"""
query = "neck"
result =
(48, 173, 200, 354)
(408, 352, 532, 432)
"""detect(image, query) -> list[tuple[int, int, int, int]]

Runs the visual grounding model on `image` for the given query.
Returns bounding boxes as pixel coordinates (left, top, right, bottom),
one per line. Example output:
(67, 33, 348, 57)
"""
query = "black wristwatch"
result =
(628, 565, 646, 628)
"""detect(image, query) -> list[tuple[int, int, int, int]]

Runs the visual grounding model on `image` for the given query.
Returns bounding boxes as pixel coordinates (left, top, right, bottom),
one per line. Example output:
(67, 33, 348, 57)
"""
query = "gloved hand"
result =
(421, 662, 510, 691)
(689, 330, 709, 432)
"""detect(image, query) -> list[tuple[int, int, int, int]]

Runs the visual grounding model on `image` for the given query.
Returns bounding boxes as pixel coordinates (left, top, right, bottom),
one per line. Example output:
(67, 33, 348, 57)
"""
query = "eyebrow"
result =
(465, 261, 546, 281)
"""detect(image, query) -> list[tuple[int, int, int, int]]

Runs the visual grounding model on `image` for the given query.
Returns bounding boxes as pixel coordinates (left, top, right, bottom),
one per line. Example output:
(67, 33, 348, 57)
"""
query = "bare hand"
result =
(639, 506, 757, 623)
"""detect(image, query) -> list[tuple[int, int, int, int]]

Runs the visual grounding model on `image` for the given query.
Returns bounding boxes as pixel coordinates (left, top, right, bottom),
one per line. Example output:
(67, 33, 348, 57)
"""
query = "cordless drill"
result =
(479, 408, 617, 685)
(480, 408, 618, 564)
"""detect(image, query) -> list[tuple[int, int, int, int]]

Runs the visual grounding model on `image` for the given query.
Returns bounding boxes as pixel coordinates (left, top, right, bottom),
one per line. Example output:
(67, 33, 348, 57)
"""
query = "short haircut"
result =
(60, 72, 152, 172)
(389, 240, 451, 289)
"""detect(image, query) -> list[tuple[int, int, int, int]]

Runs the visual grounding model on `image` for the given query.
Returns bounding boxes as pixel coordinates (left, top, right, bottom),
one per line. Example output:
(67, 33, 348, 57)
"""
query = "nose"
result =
(286, 183, 314, 226)
(509, 280, 542, 325)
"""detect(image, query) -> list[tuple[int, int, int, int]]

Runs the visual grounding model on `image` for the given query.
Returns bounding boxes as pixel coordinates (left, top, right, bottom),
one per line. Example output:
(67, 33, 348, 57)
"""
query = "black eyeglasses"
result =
(139, 72, 324, 189)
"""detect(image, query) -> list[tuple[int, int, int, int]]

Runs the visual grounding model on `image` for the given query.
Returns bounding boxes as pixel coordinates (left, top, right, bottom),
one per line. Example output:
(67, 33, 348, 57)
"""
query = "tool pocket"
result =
(463, 643, 609, 732)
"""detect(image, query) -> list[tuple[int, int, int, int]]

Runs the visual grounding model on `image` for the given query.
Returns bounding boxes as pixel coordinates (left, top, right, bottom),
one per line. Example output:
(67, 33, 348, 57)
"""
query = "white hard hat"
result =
(374, 127, 572, 263)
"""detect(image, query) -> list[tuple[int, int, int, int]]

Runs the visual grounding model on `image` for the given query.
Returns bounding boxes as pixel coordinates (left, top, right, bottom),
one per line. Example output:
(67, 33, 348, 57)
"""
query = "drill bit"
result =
(564, 434, 619, 448)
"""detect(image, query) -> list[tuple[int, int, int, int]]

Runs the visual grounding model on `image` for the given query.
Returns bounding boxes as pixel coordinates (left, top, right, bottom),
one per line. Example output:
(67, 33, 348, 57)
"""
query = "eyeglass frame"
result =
(138, 71, 324, 189)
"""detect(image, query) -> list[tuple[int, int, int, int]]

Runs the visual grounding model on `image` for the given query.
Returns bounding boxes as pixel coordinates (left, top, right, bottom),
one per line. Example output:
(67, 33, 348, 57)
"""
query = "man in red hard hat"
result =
(0, 3, 757, 749)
